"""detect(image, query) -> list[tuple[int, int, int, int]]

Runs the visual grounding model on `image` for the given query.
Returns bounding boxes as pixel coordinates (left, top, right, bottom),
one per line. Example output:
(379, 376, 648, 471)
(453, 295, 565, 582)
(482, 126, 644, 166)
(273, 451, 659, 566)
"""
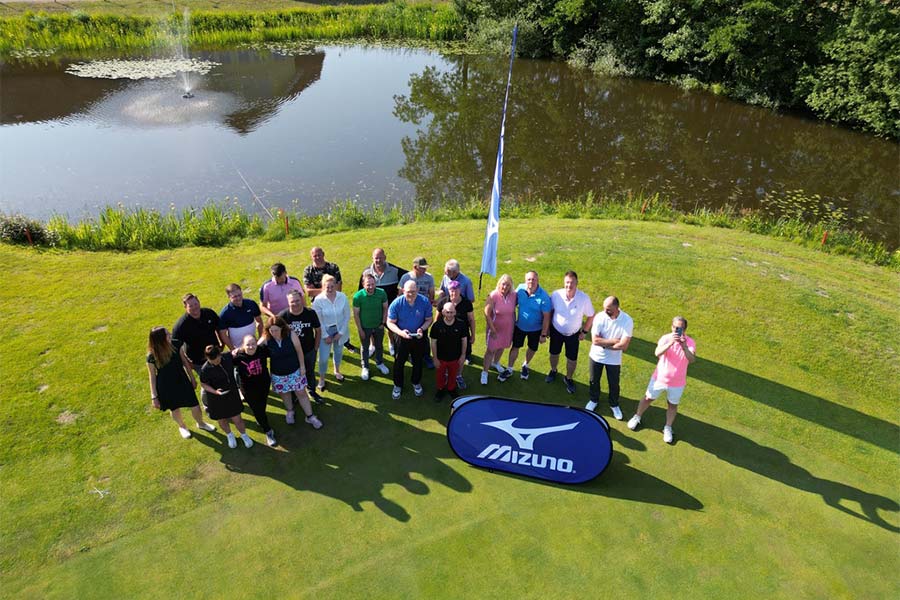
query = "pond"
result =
(1, 44, 897, 247)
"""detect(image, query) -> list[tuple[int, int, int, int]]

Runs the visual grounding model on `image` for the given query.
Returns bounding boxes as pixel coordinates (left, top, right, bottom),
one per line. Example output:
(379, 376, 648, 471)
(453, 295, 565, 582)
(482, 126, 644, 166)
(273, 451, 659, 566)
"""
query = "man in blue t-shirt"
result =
(506, 271, 552, 380)
(386, 281, 433, 400)
(218, 283, 263, 350)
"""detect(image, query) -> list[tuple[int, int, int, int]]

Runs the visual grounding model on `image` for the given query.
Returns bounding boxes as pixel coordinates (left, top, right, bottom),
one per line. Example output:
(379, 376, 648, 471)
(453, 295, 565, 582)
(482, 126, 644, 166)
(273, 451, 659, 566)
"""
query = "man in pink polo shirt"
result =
(627, 316, 697, 444)
(260, 262, 304, 319)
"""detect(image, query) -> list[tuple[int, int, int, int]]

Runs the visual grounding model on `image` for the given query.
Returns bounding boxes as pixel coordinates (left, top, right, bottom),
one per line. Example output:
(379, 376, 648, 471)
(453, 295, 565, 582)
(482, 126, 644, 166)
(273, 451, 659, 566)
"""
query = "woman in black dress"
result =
(233, 334, 277, 447)
(199, 345, 253, 449)
(147, 326, 216, 439)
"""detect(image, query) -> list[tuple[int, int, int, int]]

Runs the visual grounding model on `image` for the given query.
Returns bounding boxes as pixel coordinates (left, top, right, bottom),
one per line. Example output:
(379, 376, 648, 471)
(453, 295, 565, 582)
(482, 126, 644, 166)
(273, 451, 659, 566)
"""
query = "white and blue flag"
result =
(480, 24, 518, 279)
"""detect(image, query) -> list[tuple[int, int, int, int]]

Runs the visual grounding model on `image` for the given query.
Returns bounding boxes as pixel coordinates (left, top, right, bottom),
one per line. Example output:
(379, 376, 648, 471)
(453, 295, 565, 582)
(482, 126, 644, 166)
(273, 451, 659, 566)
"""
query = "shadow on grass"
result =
(628, 338, 899, 453)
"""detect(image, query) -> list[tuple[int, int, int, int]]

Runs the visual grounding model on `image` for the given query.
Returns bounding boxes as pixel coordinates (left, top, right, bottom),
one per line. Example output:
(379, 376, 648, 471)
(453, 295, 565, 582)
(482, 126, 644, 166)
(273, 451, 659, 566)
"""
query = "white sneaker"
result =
(392, 385, 402, 400)
(241, 433, 254, 448)
(627, 415, 641, 431)
(413, 384, 423, 397)
(376, 363, 390, 375)
(265, 430, 277, 447)
(306, 414, 323, 430)
(584, 401, 598, 412)
(611, 406, 623, 421)
(285, 410, 295, 425)
(663, 426, 674, 444)
(491, 362, 503, 374)
(197, 422, 215, 432)
(389, 343, 395, 356)
(369, 343, 376, 355)
(226, 433, 237, 448)
(178, 426, 192, 439)
(480, 371, 489, 385)
(360, 367, 370, 381)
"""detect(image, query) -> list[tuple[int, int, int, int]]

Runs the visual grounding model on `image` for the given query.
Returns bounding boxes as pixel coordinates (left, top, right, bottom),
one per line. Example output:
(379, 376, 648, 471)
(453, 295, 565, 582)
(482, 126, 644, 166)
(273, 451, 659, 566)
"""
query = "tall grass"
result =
(6, 193, 896, 269)
(0, 3, 464, 56)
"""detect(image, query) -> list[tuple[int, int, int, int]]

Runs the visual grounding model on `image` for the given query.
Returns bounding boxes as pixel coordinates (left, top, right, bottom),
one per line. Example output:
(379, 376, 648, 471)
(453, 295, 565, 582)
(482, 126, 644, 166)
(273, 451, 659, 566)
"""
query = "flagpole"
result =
(478, 23, 518, 293)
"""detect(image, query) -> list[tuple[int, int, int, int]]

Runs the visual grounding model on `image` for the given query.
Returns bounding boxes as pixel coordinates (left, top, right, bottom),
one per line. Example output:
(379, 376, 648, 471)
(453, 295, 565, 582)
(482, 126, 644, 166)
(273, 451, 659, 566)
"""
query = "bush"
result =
(0, 213, 59, 246)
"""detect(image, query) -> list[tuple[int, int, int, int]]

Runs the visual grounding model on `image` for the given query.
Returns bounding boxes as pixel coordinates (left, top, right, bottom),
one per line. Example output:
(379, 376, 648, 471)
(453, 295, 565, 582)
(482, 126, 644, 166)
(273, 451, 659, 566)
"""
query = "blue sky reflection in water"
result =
(0, 45, 897, 247)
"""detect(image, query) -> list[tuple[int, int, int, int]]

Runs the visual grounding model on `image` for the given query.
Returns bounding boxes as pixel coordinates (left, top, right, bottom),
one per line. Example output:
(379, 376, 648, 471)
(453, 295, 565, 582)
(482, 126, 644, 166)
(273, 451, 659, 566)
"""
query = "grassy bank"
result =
(1, 217, 897, 598)
(0, 2, 463, 56)
(3, 194, 897, 268)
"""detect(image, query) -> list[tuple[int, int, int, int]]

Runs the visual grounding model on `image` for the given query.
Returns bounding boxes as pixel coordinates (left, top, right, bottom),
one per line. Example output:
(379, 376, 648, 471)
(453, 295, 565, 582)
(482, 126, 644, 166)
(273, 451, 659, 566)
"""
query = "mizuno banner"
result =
(447, 395, 613, 484)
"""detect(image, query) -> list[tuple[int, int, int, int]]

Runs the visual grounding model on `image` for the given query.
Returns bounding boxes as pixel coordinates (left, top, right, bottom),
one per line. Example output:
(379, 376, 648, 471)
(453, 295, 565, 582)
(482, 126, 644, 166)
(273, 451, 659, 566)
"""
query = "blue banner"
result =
(447, 395, 613, 484)
(480, 25, 518, 278)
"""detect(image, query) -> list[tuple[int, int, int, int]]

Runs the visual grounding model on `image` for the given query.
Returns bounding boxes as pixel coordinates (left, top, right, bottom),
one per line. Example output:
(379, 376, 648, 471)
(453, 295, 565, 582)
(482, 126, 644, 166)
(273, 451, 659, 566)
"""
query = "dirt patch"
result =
(56, 410, 81, 425)
(92, 325, 109, 333)
(37, 384, 49, 393)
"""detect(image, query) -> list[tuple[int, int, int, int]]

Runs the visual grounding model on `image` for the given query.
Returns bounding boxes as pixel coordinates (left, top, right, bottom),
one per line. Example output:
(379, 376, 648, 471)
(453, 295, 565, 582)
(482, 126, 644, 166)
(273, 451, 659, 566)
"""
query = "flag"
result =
(480, 24, 518, 278)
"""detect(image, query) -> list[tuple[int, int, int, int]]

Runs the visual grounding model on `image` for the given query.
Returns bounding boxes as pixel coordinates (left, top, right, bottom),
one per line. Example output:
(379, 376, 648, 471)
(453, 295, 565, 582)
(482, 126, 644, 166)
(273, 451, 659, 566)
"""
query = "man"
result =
(360, 248, 407, 355)
(429, 302, 468, 402)
(386, 280, 433, 400)
(172, 293, 222, 370)
(586, 296, 633, 420)
(352, 273, 390, 381)
(218, 284, 263, 351)
(260, 262, 304, 319)
(439, 259, 475, 302)
(399, 257, 436, 368)
(303, 246, 358, 354)
(506, 270, 551, 380)
(627, 316, 696, 444)
(546, 271, 595, 394)
(278, 289, 324, 404)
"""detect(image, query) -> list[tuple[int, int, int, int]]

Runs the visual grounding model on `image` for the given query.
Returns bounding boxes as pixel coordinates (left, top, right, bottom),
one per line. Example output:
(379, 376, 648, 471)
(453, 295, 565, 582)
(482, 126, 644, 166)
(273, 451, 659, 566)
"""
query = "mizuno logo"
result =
(480, 418, 579, 450)
(475, 444, 574, 473)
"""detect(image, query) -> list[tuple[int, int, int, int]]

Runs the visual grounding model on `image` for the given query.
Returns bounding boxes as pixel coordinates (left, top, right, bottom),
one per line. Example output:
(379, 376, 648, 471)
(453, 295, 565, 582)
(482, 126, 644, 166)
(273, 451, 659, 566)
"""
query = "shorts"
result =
(645, 377, 685, 404)
(512, 326, 541, 352)
(548, 326, 580, 361)
(271, 369, 307, 394)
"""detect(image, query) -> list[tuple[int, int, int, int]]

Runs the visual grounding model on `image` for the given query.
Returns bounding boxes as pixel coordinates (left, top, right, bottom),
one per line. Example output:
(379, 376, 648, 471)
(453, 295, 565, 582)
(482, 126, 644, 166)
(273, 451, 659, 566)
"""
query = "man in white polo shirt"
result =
(546, 271, 595, 395)
(586, 296, 633, 420)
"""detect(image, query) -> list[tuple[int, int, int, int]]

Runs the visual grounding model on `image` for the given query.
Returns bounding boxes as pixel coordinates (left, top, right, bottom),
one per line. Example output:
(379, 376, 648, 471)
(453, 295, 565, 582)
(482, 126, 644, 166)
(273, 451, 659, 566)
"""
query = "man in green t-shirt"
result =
(352, 273, 390, 380)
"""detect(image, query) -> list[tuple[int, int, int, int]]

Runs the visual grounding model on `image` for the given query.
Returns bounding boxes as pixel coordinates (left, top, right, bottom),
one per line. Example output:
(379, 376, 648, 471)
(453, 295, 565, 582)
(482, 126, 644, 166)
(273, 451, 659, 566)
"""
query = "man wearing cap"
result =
(260, 262, 304, 319)
(303, 246, 358, 354)
(387, 280, 433, 400)
(506, 270, 552, 380)
(399, 257, 436, 368)
(360, 248, 407, 356)
(172, 293, 223, 371)
(440, 259, 475, 303)
(218, 284, 264, 351)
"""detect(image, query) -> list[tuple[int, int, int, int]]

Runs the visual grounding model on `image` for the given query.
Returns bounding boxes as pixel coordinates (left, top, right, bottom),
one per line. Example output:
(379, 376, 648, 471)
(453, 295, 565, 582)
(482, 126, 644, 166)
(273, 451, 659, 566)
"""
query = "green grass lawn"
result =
(1, 218, 897, 598)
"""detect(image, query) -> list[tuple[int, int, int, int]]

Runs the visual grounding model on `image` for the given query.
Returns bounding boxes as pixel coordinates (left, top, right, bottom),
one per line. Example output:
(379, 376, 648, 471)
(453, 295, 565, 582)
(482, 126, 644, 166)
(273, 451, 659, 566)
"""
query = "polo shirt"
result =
(259, 276, 303, 315)
(550, 289, 595, 336)
(352, 288, 388, 329)
(360, 263, 407, 304)
(588, 310, 634, 365)
(278, 308, 320, 354)
(515, 284, 551, 332)
(388, 294, 432, 332)
(303, 261, 342, 288)
(440, 272, 475, 302)
(219, 299, 261, 329)
(653, 334, 696, 387)
(429, 317, 468, 362)
(172, 308, 220, 365)
(399, 271, 435, 299)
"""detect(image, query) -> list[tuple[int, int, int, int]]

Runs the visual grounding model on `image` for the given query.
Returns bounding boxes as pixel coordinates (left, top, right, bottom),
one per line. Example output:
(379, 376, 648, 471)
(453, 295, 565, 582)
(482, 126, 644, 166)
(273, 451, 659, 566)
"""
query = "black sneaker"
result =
(520, 365, 530, 380)
(564, 377, 576, 394)
(343, 341, 359, 354)
(433, 389, 447, 403)
(545, 370, 557, 383)
(309, 390, 325, 405)
(498, 370, 511, 383)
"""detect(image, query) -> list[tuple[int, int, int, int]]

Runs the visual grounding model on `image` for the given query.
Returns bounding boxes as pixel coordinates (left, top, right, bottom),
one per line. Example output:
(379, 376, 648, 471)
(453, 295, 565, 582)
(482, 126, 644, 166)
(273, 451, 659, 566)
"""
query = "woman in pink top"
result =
(482, 274, 517, 385)
(626, 316, 697, 444)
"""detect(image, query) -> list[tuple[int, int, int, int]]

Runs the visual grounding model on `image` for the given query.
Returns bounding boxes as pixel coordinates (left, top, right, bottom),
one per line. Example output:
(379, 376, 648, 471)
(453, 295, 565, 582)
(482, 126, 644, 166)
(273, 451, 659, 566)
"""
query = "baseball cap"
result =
(413, 257, 428, 268)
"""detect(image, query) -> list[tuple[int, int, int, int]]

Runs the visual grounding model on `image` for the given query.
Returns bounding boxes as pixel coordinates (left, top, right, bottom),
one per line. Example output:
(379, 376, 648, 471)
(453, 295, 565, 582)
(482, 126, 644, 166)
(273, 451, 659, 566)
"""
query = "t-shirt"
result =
(588, 310, 634, 365)
(550, 289, 595, 336)
(233, 346, 271, 391)
(453, 297, 474, 333)
(388, 294, 432, 332)
(653, 334, 696, 387)
(515, 284, 551, 332)
(278, 308, 320, 354)
(218, 299, 261, 329)
(259, 276, 303, 315)
(303, 262, 342, 288)
(352, 288, 388, 329)
(172, 308, 221, 365)
(430, 317, 469, 362)
(200, 354, 237, 392)
(360, 263, 407, 304)
(399, 271, 435, 300)
(440, 272, 475, 302)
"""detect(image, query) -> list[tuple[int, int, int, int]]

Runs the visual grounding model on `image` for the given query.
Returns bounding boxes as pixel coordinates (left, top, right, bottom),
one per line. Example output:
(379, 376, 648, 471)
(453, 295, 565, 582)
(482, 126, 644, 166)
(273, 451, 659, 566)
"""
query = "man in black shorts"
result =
(546, 271, 596, 394)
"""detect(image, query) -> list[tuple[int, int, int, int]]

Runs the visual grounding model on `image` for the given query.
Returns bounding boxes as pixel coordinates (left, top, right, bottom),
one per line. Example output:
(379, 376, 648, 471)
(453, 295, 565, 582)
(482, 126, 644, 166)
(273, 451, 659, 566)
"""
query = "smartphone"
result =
(675, 326, 684, 336)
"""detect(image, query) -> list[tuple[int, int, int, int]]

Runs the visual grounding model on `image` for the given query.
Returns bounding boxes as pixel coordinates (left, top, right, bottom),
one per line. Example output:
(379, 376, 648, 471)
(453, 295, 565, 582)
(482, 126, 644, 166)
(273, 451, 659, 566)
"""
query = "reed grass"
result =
(4, 193, 896, 269)
(0, 3, 464, 56)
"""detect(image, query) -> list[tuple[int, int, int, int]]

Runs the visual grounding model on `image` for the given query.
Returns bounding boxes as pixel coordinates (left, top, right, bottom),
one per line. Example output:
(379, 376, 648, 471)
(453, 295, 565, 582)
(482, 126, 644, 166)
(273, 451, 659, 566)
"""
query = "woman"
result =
(311, 274, 351, 391)
(443, 280, 475, 389)
(482, 274, 517, 385)
(233, 334, 277, 447)
(199, 345, 253, 449)
(260, 316, 323, 429)
(147, 326, 216, 439)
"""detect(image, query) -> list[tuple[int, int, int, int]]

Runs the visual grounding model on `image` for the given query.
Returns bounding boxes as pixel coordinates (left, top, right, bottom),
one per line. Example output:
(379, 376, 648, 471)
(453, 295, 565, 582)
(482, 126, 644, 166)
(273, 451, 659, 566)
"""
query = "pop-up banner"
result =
(447, 395, 613, 484)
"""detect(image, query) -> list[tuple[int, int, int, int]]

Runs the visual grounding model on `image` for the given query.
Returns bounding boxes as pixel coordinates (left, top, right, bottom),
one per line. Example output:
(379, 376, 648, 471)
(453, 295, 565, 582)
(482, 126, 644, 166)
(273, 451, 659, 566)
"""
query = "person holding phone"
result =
(627, 316, 697, 444)
(386, 280, 433, 399)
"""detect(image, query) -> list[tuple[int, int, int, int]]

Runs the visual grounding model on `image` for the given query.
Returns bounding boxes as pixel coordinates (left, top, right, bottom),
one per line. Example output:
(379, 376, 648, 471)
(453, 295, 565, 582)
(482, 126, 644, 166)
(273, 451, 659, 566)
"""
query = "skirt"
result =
(271, 369, 307, 394)
(204, 388, 244, 420)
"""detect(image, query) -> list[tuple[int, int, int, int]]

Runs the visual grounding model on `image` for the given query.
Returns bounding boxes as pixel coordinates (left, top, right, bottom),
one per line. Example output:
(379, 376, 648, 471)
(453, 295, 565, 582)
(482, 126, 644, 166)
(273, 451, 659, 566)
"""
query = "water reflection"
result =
(394, 56, 899, 247)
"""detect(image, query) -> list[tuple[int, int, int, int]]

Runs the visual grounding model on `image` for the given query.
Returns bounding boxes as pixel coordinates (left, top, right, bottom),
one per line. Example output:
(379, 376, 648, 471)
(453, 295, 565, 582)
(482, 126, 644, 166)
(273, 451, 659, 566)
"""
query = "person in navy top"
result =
(386, 280, 433, 400)
(218, 283, 263, 350)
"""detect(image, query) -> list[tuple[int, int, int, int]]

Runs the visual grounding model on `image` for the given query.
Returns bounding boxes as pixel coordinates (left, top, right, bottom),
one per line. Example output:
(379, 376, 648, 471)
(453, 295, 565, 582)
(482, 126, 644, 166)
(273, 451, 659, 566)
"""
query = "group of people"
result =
(147, 246, 696, 448)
